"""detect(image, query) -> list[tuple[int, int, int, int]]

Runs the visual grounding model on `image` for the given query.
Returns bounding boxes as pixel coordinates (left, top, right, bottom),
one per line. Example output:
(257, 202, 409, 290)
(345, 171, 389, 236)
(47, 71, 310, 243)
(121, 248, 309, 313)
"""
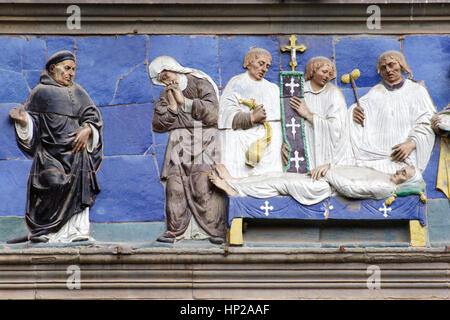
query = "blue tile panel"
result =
(0, 34, 447, 234)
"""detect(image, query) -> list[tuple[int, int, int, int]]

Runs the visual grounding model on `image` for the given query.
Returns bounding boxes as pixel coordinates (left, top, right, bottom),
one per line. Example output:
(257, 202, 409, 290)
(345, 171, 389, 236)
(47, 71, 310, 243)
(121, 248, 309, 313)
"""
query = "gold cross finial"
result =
(281, 35, 307, 71)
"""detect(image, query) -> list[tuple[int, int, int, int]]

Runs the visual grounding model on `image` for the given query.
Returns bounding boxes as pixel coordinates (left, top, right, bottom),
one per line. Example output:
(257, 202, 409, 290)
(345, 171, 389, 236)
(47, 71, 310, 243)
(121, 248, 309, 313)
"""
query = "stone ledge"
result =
(0, 244, 449, 264)
(0, 2, 448, 35)
(0, 244, 448, 299)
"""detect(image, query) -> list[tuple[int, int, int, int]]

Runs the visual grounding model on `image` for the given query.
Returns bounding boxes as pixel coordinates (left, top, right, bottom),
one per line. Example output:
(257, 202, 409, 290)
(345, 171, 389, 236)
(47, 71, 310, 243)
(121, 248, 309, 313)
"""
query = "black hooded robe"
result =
(15, 72, 103, 241)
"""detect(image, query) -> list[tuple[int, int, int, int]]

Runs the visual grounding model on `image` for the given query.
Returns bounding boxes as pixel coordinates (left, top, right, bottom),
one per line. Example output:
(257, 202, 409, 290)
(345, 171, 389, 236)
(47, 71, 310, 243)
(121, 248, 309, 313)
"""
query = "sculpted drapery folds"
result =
(218, 47, 284, 178)
(149, 56, 226, 244)
(289, 56, 349, 170)
(8, 50, 103, 244)
(209, 50, 434, 208)
(349, 50, 436, 174)
(209, 162, 422, 206)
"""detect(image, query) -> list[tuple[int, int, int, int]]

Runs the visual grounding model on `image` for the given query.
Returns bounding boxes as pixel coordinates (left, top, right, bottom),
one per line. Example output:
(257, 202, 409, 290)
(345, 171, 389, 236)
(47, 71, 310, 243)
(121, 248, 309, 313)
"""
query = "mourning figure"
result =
(286, 56, 349, 169)
(8, 50, 103, 243)
(149, 56, 226, 244)
(349, 50, 436, 174)
(218, 47, 284, 178)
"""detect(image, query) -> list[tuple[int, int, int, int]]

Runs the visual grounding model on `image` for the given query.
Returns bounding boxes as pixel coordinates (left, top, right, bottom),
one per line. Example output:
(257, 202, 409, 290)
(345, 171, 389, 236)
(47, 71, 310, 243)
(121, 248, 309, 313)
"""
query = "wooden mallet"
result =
(341, 69, 364, 126)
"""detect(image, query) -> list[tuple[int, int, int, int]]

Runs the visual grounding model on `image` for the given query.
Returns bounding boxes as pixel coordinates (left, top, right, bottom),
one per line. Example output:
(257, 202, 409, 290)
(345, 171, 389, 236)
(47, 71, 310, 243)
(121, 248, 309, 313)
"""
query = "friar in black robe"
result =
(8, 51, 103, 243)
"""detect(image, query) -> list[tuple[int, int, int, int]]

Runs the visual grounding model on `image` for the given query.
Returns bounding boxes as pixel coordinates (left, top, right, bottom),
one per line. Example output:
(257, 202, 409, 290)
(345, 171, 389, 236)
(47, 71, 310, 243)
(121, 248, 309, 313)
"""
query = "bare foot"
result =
(208, 170, 238, 196)
(9, 107, 27, 128)
(214, 163, 234, 180)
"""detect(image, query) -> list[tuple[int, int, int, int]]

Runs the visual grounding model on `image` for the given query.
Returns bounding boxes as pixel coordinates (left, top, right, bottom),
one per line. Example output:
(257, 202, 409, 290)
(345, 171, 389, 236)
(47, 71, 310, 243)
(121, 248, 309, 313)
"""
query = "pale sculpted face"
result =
(311, 63, 334, 89)
(390, 165, 415, 185)
(159, 70, 179, 86)
(246, 55, 271, 81)
(49, 60, 76, 86)
(379, 57, 403, 85)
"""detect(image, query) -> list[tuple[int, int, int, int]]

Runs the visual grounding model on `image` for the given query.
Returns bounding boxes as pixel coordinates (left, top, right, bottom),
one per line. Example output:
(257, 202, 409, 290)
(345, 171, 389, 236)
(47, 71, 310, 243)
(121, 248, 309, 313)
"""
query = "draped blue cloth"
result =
(227, 195, 426, 227)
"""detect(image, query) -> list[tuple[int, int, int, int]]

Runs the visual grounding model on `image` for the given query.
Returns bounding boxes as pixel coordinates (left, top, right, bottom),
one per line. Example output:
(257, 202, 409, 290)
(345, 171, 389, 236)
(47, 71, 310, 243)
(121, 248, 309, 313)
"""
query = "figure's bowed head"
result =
(304, 56, 337, 91)
(159, 70, 179, 86)
(244, 47, 272, 81)
(289, 57, 337, 125)
(157, 70, 185, 111)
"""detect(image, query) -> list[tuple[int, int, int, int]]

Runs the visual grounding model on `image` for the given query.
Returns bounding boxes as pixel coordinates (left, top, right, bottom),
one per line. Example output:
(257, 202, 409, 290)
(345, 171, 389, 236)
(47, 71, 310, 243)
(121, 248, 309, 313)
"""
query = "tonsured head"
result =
(377, 50, 412, 85)
(243, 47, 272, 81)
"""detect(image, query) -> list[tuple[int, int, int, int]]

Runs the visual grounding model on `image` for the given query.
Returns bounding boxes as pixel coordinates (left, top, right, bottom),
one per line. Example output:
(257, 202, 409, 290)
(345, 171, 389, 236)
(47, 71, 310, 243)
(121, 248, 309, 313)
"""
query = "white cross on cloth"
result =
(290, 150, 305, 173)
(260, 200, 274, 216)
(378, 204, 392, 218)
(286, 117, 301, 139)
(285, 77, 300, 95)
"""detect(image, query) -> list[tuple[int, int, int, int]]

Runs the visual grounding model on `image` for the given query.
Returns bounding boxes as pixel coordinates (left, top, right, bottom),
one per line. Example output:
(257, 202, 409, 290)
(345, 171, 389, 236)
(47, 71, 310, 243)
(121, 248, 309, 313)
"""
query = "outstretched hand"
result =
(9, 107, 28, 128)
(69, 125, 92, 153)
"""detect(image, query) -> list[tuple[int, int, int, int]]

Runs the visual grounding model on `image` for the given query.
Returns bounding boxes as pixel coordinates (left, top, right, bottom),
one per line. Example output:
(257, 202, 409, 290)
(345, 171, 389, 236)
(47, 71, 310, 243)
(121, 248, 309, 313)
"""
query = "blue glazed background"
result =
(0, 34, 447, 223)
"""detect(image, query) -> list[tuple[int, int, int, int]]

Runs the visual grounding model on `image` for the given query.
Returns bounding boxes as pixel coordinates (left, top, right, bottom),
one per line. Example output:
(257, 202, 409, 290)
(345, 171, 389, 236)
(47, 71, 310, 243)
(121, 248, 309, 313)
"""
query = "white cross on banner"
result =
(290, 150, 305, 173)
(285, 77, 300, 96)
(280, 70, 308, 173)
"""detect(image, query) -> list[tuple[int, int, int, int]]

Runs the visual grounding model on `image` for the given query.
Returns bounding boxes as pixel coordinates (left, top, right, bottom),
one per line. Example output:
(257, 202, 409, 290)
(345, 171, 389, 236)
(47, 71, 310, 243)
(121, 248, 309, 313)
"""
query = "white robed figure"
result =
(349, 50, 436, 174)
(289, 57, 349, 169)
(219, 47, 283, 178)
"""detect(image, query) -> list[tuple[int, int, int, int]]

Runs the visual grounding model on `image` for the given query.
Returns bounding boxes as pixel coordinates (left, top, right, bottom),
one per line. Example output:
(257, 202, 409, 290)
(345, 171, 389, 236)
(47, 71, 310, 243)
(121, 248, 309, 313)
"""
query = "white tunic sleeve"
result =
(218, 76, 244, 129)
(15, 113, 34, 145)
(86, 123, 100, 153)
